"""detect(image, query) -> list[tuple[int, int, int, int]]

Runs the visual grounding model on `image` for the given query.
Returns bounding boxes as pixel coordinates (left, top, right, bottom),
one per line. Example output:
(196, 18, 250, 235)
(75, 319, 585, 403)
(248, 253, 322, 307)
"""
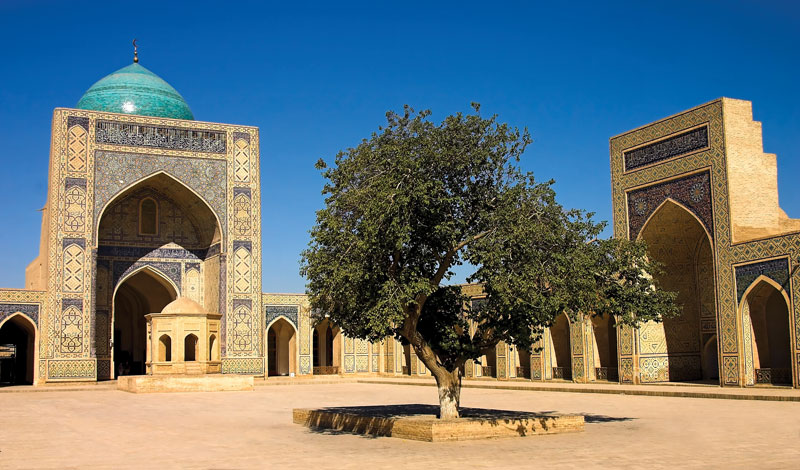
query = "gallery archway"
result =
(0, 314, 37, 385)
(112, 268, 177, 377)
(312, 319, 340, 374)
(479, 346, 498, 378)
(548, 313, 572, 380)
(515, 346, 532, 379)
(742, 277, 792, 385)
(638, 199, 712, 382)
(591, 315, 618, 381)
(267, 317, 296, 376)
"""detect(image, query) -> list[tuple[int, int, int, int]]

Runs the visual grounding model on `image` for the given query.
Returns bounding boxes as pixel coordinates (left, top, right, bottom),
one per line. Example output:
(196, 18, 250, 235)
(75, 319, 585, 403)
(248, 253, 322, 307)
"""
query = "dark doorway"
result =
(0, 315, 36, 385)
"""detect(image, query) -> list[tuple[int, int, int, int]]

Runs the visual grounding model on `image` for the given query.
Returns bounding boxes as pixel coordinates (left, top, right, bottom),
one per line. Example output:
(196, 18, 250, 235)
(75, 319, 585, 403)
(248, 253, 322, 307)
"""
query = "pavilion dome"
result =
(161, 297, 206, 315)
(76, 62, 194, 120)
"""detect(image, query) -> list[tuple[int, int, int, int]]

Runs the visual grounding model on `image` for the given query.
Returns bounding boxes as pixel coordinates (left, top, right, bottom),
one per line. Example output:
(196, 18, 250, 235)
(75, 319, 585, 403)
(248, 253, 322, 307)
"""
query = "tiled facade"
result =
(0, 94, 796, 390)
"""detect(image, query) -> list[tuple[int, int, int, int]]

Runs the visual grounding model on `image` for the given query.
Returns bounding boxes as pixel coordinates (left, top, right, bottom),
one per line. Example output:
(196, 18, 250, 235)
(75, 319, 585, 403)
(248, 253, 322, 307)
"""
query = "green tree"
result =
(301, 104, 677, 419)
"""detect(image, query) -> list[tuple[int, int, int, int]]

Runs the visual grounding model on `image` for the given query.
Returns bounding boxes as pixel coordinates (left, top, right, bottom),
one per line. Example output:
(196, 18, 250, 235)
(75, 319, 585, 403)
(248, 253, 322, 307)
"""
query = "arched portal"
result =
(312, 319, 340, 374)
(267, 318, 297, 376)
(0, 314, 37, 385)
(638, 199, 713, 382)
(548, 313, 572, 380)
(112, 268, 177, 377)
(96, 172, 223, 379)
(742, 278, 792, 385)
(592, 315, 618, 381)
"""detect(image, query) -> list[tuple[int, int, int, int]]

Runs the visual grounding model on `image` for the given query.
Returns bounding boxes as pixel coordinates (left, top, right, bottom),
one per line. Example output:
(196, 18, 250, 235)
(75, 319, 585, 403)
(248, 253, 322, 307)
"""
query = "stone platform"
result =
(293, 404, 584, 441)
(117, 374, 254, 393)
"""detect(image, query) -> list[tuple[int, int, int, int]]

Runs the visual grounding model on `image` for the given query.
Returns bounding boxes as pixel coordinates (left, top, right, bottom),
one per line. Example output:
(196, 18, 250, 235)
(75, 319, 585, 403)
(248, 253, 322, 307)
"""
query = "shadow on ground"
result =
(301, 404, 633, 439)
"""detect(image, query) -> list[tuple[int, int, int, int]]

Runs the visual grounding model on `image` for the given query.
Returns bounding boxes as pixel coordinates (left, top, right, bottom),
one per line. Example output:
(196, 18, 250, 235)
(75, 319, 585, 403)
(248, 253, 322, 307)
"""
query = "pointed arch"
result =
(739, 274, 791, 309)
(637, 197, 713, 247)
(112, 265, 179, 302)
(0, 312, 39, 385)
(111, 266, 179, 378)
(637, 197, 712, 383)
(94, 170, 224, 247)
(739, 274, 793, 385)
(266, 317, 297, 377)
(548, 312, 572, 380)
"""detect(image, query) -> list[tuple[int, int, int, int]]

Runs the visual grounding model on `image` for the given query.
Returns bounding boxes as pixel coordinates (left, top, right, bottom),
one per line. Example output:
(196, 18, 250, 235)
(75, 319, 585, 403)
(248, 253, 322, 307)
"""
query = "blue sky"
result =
(0, 1, 798, 293)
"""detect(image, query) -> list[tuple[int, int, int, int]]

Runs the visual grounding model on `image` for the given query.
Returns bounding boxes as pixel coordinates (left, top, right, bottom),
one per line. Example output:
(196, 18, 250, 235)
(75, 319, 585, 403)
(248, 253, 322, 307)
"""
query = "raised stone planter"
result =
(293, 404, 584, 441)
(117, 374, 254, 393)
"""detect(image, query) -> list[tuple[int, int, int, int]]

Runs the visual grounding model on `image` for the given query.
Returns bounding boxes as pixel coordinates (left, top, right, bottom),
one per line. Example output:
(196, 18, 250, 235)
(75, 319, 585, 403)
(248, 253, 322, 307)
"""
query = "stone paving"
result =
(1, 382, 799, 469)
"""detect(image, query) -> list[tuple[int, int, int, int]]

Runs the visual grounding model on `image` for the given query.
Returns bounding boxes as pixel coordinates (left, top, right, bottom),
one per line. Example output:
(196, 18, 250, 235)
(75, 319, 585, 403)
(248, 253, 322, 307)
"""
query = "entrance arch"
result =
(548, 313, 572, 380)
(741, 276, 792, 385)
(112, 267, 177, 377)
(312, 319, 341, 374)
(0, 313, 37, 385)
(638, 199, 713, 382)
(96, 171, 224, 379)
(591, 315, 618, 381)
(267, 317, 297, 376)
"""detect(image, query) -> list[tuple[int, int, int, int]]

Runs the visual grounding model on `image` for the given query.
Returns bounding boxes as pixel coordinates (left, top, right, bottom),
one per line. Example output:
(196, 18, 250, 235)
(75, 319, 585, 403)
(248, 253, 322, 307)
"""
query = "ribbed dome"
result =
(161, 297, 206, 315)
(76, 63, 194, 120)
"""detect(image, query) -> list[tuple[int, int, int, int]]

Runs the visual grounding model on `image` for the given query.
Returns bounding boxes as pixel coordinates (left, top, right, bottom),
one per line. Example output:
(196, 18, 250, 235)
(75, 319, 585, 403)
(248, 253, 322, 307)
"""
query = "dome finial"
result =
(133, 38, 139, 63)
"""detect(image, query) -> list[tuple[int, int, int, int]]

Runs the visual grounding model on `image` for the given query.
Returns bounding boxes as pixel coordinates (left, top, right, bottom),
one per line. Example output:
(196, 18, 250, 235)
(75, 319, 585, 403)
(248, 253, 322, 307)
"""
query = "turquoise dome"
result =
(76, 63, 194, 120)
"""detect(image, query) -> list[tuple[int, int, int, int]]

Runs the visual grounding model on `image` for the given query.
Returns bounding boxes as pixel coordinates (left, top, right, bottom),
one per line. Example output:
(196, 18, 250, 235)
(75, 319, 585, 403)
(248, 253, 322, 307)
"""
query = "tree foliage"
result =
(301, 104, 678, 418)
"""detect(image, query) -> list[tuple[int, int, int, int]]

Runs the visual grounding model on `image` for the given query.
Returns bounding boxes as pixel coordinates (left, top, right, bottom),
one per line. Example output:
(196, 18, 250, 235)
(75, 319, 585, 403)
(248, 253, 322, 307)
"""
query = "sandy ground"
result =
(1, 382, 799, 469)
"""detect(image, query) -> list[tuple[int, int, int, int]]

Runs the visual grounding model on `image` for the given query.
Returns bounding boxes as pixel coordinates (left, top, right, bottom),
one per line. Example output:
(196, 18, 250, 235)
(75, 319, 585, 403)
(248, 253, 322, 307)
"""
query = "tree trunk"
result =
(434, 369, 461, 419)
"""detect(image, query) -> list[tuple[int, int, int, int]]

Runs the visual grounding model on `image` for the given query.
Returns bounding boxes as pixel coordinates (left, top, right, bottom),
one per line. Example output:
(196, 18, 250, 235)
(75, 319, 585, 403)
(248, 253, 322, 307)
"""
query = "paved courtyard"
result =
(1, 382, 799, 469)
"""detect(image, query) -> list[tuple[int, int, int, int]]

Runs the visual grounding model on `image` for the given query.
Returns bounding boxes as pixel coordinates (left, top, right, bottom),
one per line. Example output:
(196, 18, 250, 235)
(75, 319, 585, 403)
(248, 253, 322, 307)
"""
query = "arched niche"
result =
(740, 276, 792, 385)
(158, 334, 172, 362)
(0, 313, 38, 385)
(548, 313, 572, 380)
(112, 267, 177, 377)
(267, 317, 297, 377)
(637, 198, 713, 383)
(591, 315, 618, 381)
(312, 319, 341, 374)
(184, 334, 198, 362)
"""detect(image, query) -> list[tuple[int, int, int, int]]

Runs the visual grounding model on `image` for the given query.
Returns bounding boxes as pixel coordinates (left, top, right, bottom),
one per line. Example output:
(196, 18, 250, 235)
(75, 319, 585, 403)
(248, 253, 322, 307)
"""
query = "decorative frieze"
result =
(95, 121, 227, 153)
(624, 126, 708, 171)
(627, 171, 713, 240)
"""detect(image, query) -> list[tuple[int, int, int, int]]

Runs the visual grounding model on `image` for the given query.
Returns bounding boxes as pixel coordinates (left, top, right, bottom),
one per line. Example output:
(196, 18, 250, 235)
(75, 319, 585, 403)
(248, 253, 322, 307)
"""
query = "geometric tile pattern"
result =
(60, 306, 83, 354)
(627, 171, 713, 240)
(233, 133, 250, 183)
(94, 151, 228, 235)
(67, 125, 88, 172)
(62, 242, 85, 293)
(265, 305, 299, 329)
(233, 246, 252, 294)
(47, 359, 96, 380)
(233, 191, 252, 237)
(734, 258, 789, 303)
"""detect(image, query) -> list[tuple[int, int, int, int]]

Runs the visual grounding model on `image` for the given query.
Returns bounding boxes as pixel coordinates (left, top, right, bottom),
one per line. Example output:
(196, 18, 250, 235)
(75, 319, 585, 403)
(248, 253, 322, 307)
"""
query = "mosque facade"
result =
(0, 57, 797, 389)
